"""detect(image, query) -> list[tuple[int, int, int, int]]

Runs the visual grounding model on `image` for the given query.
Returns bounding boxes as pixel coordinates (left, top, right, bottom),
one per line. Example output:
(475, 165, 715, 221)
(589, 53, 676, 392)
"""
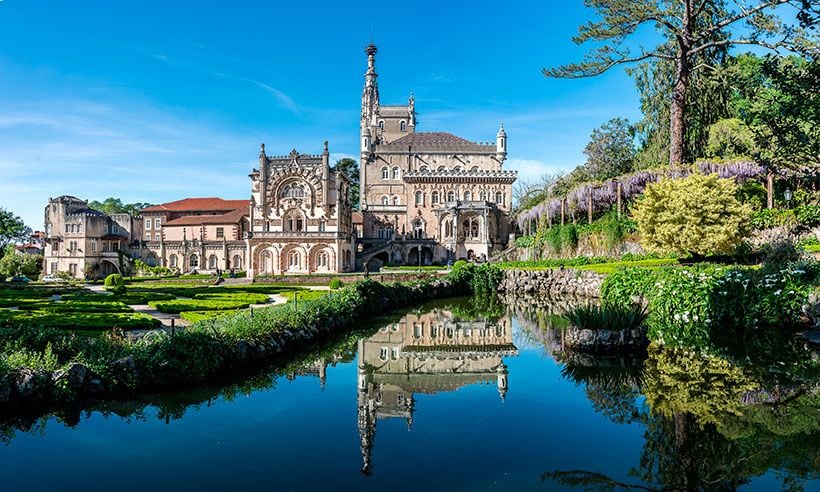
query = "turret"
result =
(361, 127, 372, 154)
(259, 143, 269, 211)
(496, 123, 507, 163)
(322, 140, 330, 181)
(497, 362, 508, 402)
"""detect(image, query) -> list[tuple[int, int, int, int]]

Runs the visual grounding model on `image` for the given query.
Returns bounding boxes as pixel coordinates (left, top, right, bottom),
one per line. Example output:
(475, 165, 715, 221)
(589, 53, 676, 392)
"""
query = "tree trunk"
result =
(767, 172, 774, 209)
(670, 2, 693, 166)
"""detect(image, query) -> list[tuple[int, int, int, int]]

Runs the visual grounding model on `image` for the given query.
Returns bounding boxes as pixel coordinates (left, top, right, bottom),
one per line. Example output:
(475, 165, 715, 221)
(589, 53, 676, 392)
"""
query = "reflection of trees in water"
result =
(544, 343, 820, 491)
(0, 322, 367, 445)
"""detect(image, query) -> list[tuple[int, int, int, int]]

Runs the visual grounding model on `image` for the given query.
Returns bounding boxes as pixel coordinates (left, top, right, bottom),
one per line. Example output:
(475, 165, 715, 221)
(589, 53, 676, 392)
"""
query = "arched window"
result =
(318, 220, 326, 232)
(496, 192, 504, 205)
(447, 191, 455, 202)
(281, 182, 306, 198)
(169, 254, 178, 268)
(317, 251, 328, 268)
(208, 254, 218, 269)
(392, 196, 400, 205)
(381, 167, 389, 179)
(413, 219, 424, 239)
(260, 250, 272, 273)
(378, 120, 385, 131)
(381, 196, 389, 205)
(400, 120, 407, 132)
(464, 190, 472, 201)
(189, 254, 199, 268)
(232, 254, 242, 269)
(285, 210, 304, 232)
(415, 191, 424, 206)
(391, 167, 400, 180)
(288, 251, 300, 269)
(480, 191, 486, 200)
(431, 191, 439, 204)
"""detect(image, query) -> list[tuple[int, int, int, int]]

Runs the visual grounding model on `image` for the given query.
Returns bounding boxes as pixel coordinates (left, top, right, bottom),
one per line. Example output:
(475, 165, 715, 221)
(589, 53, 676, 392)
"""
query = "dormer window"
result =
(400, 120, 407, 132)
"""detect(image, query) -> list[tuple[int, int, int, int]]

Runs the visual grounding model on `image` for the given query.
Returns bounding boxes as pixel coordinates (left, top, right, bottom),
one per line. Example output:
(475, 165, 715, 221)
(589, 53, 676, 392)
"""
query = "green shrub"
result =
(149, 298, 260, 314)
(104, 274, 125, 290)
(0, 310, 160, 330)
(565, 304, 647, 331)
(180, 310, 237, 323)
(329, 279, 344, 290)
(192, 292, 270, 304)
(280, 290, 331, 302)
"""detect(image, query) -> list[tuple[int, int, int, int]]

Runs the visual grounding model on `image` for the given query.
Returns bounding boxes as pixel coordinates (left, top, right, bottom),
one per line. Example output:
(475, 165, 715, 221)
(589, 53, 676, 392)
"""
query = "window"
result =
(317, 251, 328, 267)
(480, 191, 486, 200)
(391, 347, 399, 360)
(392, 167, 400, 180)
(169, 255, 178, 268)
(431, 191, 439, 204)
(91, 241, 97, 252)
(413, 219, 424, 239)
(231, 254, 242, 269)
(69, 264, 77, 276)
(281, 182, 306, 198)
(216, 227, 224, 239)
(378, 120, 384, 131)
(65, 224, 70, 233)
(392, 196, 400, 205)
(379, 347, 388, 361)
(288, 251, 300, 268)
(415, 191, 423, 206)
(208, 255, 218, 269)
(496, 192, 504, 205)
(431, 326, 438, 338)
(381, 167, 389, 179)
(464, 190, 472, 201)
(318, 220, 326, 232)
(145, 219, 152, 230)
(154, 218, 161, 229)
(145, 231, 151, 240)
(400, 120, 407, 132)
(189, 254, 198, 268)
(381, 196, 389, 205)
(154, 233, 161, 241)
(413, 324, 423, 338)
(50, 262, 57, 274)
(285, 210, 304, 232)
(447, 191, 455, 202)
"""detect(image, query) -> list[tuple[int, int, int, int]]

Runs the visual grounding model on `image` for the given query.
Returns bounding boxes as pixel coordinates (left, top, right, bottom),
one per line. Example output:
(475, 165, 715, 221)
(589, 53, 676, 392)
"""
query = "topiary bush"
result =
(104, 274, 125, 290)
(329, 278, 344, 290)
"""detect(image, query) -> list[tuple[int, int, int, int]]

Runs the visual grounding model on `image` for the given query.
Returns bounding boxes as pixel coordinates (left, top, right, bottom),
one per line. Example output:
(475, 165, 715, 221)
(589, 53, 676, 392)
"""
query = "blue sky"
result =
(0, 0, 647, 228)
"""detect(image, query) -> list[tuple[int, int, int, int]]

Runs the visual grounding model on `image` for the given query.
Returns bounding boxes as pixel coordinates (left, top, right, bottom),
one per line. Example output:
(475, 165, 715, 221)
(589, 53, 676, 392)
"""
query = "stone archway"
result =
(100, 259, 120, 278)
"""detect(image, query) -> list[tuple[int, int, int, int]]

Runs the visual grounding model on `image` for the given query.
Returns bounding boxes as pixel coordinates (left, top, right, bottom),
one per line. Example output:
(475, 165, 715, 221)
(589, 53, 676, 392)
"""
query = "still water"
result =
(0, 296, 818, 491)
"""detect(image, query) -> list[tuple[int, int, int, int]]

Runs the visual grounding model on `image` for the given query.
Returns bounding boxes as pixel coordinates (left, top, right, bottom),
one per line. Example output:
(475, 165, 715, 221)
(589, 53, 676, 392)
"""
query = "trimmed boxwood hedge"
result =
(0, 310, 160, 330)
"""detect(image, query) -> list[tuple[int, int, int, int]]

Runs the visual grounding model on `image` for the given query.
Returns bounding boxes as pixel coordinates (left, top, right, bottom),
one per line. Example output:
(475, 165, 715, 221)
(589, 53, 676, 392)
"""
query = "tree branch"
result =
(688, 32, 792, 56)
(692, 0, 789, 44)
(543, 51, 673, 79)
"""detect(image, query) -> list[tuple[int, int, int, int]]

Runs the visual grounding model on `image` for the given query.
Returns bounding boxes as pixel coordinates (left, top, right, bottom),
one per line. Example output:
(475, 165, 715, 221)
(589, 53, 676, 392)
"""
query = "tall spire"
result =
(362, 43, 380, 127)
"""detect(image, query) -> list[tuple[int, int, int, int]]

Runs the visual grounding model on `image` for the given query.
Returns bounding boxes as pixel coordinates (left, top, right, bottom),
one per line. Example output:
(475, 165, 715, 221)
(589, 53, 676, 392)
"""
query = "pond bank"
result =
(0, 278, 466, 410)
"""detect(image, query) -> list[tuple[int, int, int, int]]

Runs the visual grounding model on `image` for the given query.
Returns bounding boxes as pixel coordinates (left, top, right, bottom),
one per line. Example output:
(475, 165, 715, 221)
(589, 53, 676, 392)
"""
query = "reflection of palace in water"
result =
(356, 307, 518, 474)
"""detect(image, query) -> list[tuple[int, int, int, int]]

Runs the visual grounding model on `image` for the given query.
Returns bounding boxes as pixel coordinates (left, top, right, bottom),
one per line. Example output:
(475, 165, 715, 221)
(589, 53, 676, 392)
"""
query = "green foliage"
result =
(602, 262, 818, 349)
(565, 304, 647, 331)
(736, 179, 767, 211)
(706, 118, 757, 158)
(280, 290, 330, 302)
(87, 197, 152, 216)
(179, 310, 237, 323)
(329, 278, 344, 290)
(133, 259, 174, 277)
(445, 262, 502, 296)
(0, 310, 160, 330)
(0, 208, 30, 250)
(514, 236, 535, 248)
(582, 117, 636, 181)
(750, 205, 820, 230)
(0, 250, 42, 278)
(335, 158, 359, 210)
(498, 253, 676, 271)
(149, 297, 264, 314)
(633, 173, 752, 256)
(104, 274, 125, 290)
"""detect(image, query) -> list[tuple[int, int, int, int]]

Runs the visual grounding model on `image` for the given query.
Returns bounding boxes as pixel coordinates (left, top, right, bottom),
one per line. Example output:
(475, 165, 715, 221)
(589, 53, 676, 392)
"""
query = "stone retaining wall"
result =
(498, 269, 604, 297)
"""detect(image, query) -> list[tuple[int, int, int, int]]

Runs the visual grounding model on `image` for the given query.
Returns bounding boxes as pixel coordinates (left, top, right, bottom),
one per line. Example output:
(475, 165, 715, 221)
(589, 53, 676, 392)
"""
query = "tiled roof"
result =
(388, 132, 471, 146)
(163, 208, 247, 226)
(142, 197, 249, 213)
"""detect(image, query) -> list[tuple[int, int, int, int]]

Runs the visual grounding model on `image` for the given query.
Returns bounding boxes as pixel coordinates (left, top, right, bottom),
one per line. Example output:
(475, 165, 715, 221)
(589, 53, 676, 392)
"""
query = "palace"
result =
(42, 44, 515, 279)
(358, 43, 517, 267)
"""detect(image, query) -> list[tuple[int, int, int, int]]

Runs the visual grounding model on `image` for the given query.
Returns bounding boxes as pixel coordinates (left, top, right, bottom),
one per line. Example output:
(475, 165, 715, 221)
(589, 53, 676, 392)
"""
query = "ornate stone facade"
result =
(358, 43, 517, 267)
(246, 142, 355, 277)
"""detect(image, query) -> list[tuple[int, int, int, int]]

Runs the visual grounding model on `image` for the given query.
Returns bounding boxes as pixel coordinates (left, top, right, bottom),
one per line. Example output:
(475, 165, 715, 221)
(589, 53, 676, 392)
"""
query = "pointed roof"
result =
(388, 132, 472, 146)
